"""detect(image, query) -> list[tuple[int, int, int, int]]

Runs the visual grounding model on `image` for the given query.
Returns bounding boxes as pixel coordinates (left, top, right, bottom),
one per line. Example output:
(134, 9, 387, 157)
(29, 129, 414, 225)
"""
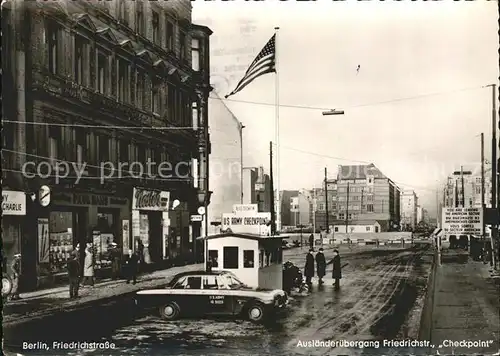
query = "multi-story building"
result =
(289, 190, 310, 227)
(207, 91, 243, 231)
(443, 170, 492, 209)
(336, 164, 401, 232)
(280, 190, 299, 227)
(401, 190, 418, 230)
(241, 166, 271, 213)
(312, 179, 339, 232)
(1, 0, 212, 290)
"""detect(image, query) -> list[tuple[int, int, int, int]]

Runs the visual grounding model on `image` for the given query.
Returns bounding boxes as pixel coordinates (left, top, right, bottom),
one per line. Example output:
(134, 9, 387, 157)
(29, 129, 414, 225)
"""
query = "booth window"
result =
(243, 250, 254, 268)
(208, 250, 218, 267)
(223, 246, 239, 269)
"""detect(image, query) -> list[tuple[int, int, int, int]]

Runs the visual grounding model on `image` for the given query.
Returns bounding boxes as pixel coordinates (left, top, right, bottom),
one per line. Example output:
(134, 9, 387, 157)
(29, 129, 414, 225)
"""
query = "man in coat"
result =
(10, 254, 22, 300)
(327, 249, 342, 291)
(109, 243, 122, 280)
(67, 252, 81, 299)
(308, 234, 314, 250)
(125, 250, 139, 284)
(315, 248, 326, 285)
(304, 249, 315, 289)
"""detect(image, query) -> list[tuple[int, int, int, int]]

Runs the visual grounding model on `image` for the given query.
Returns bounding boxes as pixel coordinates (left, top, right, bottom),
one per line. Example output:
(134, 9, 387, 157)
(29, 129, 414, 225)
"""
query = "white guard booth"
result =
(200, 232, 285, 290)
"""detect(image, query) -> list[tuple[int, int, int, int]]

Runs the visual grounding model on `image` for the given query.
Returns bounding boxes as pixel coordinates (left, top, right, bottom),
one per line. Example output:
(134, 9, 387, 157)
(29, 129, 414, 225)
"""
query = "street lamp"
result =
(197, 190, 212, 270)
(322, 109, 345, 116)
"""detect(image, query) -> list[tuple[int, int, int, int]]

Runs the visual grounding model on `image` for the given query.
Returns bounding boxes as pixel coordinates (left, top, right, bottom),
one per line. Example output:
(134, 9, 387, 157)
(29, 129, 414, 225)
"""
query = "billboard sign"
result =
(442, 207, 483, 235)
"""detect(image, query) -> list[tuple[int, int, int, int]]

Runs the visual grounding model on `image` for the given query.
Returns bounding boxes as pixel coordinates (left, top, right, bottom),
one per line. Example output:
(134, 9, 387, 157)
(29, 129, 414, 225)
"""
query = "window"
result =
(98, 135, 110, 163)
(48, 126, 60, 166)
(152, 11, 160, 44)
(475, 186, 481, 194)
(348, 214, 352, 220)
(179, 31, 186, 61)
(96, 51, 108, 94)
(136, 72, 145, 109)
(223, 246, 239, 269)
(243, 250, 254, 268)
(76, 128, 86, 166)
(202, 276, 219, 290)
(119, 140, 129, 162)
(366, 226, 371, 231)
(338, 213, 345, 220)
(135, 3, 143, 34)
(166, 21, 174, 50)
(334, 227, 339, 232)
(74, 36, 88, 84)
(186, 276, 201, 289)
(137, 144, 145, 165)
(151, 80, 160, 113)
(167, 84, 176, 121)
(47, 22, 60, 74)
(208, 250, 218, 267)
(117, 59, 129, 103)
(476, 177, 481, 183)
(192, 38, 200, 71)
(367, 204, 374, 212)
(192, 102, 198, 130)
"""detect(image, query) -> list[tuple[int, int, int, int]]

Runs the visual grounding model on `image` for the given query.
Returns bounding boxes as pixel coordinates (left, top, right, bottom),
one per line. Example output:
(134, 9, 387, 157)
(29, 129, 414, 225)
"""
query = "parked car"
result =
(134, 270, 289, 323)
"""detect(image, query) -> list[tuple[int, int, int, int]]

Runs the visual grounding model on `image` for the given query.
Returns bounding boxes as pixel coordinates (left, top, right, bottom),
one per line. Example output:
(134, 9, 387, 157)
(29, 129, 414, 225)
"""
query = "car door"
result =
(175, 276, 203, 317)
(202, 275, 234, 316)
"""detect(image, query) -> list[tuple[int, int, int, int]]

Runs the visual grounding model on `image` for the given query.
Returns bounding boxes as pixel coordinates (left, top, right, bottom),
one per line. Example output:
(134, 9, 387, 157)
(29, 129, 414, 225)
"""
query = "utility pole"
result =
(461, 166, 465, 207)
(455, 179, 459, 208)
(481, 133, 486, 242)
(361, 187, 364, 214)
(345, 182, 350, 233)
(487, 84, 498, 269)
(312, 189, 316, 237)
(269, 142, 276, 235)
(324, 167, 329, 234)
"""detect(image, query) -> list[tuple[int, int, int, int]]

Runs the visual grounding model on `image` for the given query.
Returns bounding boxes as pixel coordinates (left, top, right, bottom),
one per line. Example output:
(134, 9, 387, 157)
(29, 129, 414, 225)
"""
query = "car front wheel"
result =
(247, 303, 265, 323)
(159, 301, 180, 321)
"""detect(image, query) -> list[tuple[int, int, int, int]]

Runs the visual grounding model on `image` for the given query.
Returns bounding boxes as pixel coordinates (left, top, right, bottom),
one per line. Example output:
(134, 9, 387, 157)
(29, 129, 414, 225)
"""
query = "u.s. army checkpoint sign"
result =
(442, 207, 483, 235)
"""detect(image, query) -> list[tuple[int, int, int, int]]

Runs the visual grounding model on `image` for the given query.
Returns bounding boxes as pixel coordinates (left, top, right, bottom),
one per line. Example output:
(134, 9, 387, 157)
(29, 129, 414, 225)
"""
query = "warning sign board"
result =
(442, 207, 483, 235)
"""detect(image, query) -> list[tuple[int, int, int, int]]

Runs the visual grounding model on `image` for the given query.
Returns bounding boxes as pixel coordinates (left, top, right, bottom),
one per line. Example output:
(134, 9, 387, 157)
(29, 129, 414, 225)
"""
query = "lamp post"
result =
(197, 190, 211, 270)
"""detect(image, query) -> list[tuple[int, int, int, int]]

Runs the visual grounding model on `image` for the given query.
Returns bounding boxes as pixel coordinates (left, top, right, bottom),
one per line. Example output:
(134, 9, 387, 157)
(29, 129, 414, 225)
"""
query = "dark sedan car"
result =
(134, 270, 289, 323)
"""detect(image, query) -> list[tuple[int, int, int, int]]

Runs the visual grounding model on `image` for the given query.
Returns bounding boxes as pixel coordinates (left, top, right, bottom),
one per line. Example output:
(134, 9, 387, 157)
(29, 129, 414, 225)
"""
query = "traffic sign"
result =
(191, 215, 203, 222)
(39, 185, 51, 207)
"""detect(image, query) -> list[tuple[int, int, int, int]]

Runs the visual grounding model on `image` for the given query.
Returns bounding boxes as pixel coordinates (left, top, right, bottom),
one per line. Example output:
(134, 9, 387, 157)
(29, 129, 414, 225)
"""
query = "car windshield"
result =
(223, 273, 246, 289)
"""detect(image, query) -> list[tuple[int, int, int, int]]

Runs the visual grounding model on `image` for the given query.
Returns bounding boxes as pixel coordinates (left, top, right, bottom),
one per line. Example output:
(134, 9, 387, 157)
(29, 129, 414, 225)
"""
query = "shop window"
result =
(49, 211, 74, 275)
(208, 250, 218, 267)
(95, 210, 118, 268)
(223, 246, 238, 269)
(243, 250, 254, 268)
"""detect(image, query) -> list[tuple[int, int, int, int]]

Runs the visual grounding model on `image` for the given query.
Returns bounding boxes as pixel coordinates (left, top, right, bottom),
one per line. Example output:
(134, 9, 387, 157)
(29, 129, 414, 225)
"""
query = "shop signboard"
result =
(232, 204, 258, 215)
(222, 212, 271, 235)
(442, 207, 483, 235)
(38, 218, 50, 263)
(52, 192, 127, 207)
(1, 190, 26, 216)
(132, 188, 170, 211)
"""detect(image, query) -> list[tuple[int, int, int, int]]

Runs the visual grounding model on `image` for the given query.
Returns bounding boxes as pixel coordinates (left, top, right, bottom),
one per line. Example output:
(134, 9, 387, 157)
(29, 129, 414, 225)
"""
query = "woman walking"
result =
(83, 244, 94, 287)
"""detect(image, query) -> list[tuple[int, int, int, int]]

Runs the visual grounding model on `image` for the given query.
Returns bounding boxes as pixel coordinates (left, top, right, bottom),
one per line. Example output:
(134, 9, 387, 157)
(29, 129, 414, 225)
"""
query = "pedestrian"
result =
(136, 238, 145, 265)
(304, 249, 315, 289)
(67, 252, 81, 299)
(83, 244, 94, 287)
(309, 234, 314, 250)
(327, 249, 342, 291)
(9, 254, 22, 300)
(125, 249, 139, 284)
(109, 243, 122, 280)
(315, 247, 326, 285)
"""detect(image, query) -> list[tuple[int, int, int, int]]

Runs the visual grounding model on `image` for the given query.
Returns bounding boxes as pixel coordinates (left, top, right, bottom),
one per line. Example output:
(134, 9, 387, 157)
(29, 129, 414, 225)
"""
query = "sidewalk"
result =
(3, 263, 203, 325)
(430, 249, 500, 354)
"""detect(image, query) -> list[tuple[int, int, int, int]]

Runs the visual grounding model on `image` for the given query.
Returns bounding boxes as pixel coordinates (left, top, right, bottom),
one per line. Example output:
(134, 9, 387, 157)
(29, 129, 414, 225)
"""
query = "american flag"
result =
(225, 34, 276, 99)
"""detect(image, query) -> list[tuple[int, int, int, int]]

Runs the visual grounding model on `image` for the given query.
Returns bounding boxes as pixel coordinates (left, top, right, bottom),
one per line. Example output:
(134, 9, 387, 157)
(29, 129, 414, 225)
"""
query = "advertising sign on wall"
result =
(2, 190, 26, 216)
(38, 218, 50, 263)
(442, 207, 483, 235)
(132, 188, 170, 211)
(232, 204, 258, 215)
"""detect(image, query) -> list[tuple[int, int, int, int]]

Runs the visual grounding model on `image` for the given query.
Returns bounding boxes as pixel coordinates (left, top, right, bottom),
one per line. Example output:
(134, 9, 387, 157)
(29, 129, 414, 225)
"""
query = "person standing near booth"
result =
(125, 250, 139, 284)
(315, 248, 326, 285)
(304, 249, 315, 289)
(327, 249, 342, 291)
(309, 234, 314, 250)
(83, 244, 94, 287)
(9, 254, 22, 300)
(67, 252, 81, 299)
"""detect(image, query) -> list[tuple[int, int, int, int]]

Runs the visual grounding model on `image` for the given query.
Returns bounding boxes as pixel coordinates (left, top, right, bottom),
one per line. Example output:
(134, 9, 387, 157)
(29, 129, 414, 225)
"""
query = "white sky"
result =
(192, 0, 499, 216)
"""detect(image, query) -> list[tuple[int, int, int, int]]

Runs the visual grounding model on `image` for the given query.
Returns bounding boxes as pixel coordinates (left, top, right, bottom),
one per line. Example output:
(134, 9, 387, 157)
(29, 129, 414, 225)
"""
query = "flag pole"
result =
(274, 26, 280, 234)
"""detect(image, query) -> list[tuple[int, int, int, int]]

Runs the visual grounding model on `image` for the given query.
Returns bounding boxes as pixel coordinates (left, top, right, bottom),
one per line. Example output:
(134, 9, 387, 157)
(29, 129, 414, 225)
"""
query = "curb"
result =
(417, 250, 438, 341)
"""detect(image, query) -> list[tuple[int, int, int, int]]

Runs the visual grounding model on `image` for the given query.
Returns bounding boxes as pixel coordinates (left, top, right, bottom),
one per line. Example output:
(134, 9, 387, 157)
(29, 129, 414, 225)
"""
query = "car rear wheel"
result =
(159, 302, 180, 321)
(247, 303, 265, 323)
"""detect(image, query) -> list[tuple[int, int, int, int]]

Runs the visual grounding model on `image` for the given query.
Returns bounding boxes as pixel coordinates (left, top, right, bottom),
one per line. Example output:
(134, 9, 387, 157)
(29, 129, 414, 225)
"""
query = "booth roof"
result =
(196, 233, 288, 241)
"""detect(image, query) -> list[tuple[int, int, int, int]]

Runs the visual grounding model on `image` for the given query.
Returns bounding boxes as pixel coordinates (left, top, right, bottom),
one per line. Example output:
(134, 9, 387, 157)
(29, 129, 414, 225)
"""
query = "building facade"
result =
(442, 170, 492, 209)
(289, 190, 310, 227)
(280, 190, 299, 227)
(2, 0, 211, 290)
(336, 164, 401, 232)
(255, 166, 271, 213)
(207, 91, 243, 232)
(312, 180, 339, 232)
(401, 190, 418, 231)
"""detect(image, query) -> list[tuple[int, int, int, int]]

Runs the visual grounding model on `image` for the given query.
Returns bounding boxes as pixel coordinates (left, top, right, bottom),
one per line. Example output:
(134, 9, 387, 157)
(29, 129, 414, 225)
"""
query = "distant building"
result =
(280, 190, 299, 227)
(332, 220, 382, 234)
(401, 190, 418, 230)
(443, 170, 492, 208)
(241, 166, 271, 213)
(242, 168, 258, 206)
(336, 163, 401, 232)
(312, 179, 339, 232)
(290, 190, 310, 226)
(416, 206, 423, 224)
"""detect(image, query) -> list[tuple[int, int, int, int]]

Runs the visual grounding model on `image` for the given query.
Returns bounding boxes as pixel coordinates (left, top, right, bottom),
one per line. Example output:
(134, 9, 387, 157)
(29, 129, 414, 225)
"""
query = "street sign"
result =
(191, 214, 203, 222)
(39, 185, 51, 207)
(442, 207, 483, 235)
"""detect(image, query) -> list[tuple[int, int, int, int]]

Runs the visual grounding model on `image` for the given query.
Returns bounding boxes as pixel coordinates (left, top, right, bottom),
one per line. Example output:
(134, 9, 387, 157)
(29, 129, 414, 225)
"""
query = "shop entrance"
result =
(148, 212, 162, 263)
